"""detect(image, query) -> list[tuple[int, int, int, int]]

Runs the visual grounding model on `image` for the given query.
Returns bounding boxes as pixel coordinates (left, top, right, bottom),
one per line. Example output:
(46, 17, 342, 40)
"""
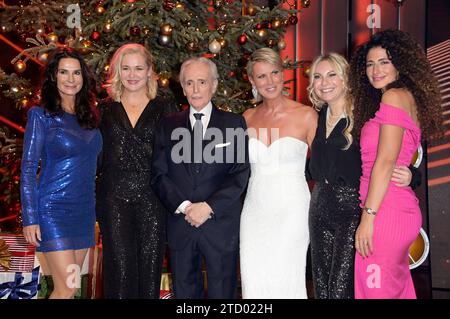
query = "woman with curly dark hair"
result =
(349, 29, 443, 299)
(21, 47, 102, 298)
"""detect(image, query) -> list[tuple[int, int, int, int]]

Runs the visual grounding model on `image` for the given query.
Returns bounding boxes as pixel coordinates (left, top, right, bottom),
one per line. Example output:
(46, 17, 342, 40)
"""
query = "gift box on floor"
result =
(0, 266, 41, 299)
(0, 233, 35, 273)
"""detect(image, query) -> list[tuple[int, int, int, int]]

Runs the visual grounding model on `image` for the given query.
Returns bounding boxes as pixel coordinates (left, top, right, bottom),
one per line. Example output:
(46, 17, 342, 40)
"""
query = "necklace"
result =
(326, 108, 345, 138)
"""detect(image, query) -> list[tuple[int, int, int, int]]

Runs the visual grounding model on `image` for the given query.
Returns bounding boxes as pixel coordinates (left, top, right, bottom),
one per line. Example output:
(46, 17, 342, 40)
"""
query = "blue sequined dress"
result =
(20, 106, 102, 252)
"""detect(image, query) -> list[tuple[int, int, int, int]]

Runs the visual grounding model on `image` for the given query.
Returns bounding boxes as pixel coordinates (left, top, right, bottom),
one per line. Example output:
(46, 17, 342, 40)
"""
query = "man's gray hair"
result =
(179, 57, 219, 86)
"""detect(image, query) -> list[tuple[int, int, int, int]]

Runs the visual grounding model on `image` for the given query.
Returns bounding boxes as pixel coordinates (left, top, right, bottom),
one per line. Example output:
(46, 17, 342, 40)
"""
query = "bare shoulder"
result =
(289, 100, 318, 121)
(382, 88, 414, 113)
(242, 106, 257, 121)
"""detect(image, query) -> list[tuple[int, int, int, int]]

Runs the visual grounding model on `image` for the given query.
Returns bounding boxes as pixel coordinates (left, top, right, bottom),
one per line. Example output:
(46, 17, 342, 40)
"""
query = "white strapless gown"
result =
(240, 137, 310, 299)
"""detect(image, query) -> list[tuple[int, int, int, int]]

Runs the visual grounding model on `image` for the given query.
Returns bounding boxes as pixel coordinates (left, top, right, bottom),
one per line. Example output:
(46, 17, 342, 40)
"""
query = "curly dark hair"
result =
(40, 47, 98, 129)
(349, 29, 443, 140)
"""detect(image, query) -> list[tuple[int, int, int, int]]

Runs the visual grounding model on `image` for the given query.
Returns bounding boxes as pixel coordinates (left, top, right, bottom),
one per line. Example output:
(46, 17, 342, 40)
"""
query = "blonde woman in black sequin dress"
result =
(307, 53, 414, 299)
(96, 43, 176, 298)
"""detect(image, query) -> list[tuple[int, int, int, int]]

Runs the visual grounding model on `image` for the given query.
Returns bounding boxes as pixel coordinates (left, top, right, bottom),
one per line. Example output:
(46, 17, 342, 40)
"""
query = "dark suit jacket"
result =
(151, 106, 250, 252)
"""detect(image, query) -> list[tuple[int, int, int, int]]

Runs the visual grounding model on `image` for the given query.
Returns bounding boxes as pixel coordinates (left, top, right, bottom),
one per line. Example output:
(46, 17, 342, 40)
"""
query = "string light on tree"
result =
(301, 0, 311, 8)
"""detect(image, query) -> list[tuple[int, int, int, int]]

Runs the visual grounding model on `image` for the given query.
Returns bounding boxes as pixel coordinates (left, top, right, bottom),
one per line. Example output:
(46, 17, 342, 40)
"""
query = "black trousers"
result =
(308, 182, 361, 299)
(100, 194, 166, 299)
(169, 234, 238, 299)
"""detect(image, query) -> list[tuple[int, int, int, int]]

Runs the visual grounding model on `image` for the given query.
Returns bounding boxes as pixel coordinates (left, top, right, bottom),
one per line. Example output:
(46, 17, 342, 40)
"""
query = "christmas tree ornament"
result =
(255, 23, 263, 30)
(186, 42, 198, 52)
(277, 38, 286, 50)
(238, 34, 248, 45)
(44, 24, 53, 34)
(130, 26, 140, 36)
(271, 18, 281, 29)
(217, 23, 227, 35)
(36, 28, 44, 34)
(256, 29, 268, 40)
(288, 15, 299, 25)
(209, 39, 221, 54)
(47, 32, 59, 43)
(247, 5, 257, 16)
(104, 22, 113, 33)
(38, 51, 49, 62)
(96, 5, 105, 14)
(303, 65, 311, 78)
(175, 2, 185, 10)
(142, 26, 151, 35)
(218, 37, 227, 48)
(160, 23, 173, 36)
(158, 76, 170, 88)
(20, 98, 29, 108)
(14, 60, 26, 73)
(123, 0, 137, 3)
(213, 0, 223, 9)
(80, 40, 93, 54)
(301, 0, 311, 8)
(266, 38, 276, 47)
(158, 34, 171, 46)
(163, 0, 176, 11)
(90, 30, 101, 41)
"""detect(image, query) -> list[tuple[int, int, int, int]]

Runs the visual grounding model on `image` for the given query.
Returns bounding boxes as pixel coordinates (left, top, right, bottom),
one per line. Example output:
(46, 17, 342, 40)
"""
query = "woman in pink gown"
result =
(349, 29, 444, 298)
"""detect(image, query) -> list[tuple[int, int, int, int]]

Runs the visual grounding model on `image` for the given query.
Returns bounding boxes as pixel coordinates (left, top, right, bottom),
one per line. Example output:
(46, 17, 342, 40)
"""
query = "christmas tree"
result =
(0, 0, 306, 112)
(0, 0, 310, 227)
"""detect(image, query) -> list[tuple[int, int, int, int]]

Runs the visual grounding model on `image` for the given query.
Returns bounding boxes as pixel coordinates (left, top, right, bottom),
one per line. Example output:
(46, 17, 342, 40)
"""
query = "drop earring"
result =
(252, 86, 259, 100)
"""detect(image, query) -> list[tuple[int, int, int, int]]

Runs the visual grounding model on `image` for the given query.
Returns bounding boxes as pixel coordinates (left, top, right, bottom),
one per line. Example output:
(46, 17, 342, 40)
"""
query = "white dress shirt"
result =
(175, 102, 213, 214)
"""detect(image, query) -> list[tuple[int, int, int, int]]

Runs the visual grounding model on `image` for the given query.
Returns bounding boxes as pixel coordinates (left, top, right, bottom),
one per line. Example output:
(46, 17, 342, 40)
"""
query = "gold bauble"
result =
(96, 5, 105, 14)
(14, 60, 26, 73)
(47, 32, 59, 43)
(160, 23, 173, 36)
(20, 98, 29, 108)
(38, 52, 49, 62)
(256, 29, 268, 40)
(218, 37, 227, 48)
(247, 5, 257, 16)
(175, 2, 185, 10)
(158, 76, 170, 88)
(271, 19, 282, 29)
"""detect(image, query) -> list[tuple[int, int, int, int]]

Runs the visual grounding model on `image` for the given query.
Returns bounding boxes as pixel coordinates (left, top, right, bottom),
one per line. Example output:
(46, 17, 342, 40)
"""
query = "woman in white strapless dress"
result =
(240, 48, 318, 299)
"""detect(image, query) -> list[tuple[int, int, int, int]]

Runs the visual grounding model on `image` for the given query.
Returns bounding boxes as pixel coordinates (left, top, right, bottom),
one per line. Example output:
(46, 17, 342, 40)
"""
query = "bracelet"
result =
(363, 206, 377, 216)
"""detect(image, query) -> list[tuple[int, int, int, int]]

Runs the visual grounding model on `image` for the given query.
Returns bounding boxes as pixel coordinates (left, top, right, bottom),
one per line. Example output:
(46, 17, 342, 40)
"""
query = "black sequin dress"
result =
(96, 97, 176, 299)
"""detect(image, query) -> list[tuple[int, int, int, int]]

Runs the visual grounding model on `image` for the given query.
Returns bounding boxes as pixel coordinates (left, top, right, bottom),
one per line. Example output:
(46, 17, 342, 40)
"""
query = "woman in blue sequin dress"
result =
(20, 48, 102, 299)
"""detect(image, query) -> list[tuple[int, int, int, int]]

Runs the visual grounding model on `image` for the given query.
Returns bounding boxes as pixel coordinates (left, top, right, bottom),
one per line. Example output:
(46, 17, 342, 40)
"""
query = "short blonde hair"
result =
(307, 53, 354, 150)
(246, 47, 283, 78)
(105, 43, 157, 102)
(246, 48, 284, 102)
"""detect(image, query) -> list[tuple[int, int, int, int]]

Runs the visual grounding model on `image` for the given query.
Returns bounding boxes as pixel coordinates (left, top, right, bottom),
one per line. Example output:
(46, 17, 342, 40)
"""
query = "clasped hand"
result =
(184, 202, 213, 228)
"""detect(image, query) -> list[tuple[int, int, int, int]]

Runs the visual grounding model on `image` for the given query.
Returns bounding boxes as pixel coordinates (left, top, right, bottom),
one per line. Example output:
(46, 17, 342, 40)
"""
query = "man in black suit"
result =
(151, 57, 250, 299)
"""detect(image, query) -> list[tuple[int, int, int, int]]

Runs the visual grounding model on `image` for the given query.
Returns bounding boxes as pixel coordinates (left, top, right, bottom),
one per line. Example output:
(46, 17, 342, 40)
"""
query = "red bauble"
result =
(255, 23, 263, 30)
(130, 26, 140, 36)
(122, 0, 137, 2)
(288, 15, 299, 25)
(90, 30, 101, 41)
(237, 34, 248, 45)
(163, 0, 176, 11)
